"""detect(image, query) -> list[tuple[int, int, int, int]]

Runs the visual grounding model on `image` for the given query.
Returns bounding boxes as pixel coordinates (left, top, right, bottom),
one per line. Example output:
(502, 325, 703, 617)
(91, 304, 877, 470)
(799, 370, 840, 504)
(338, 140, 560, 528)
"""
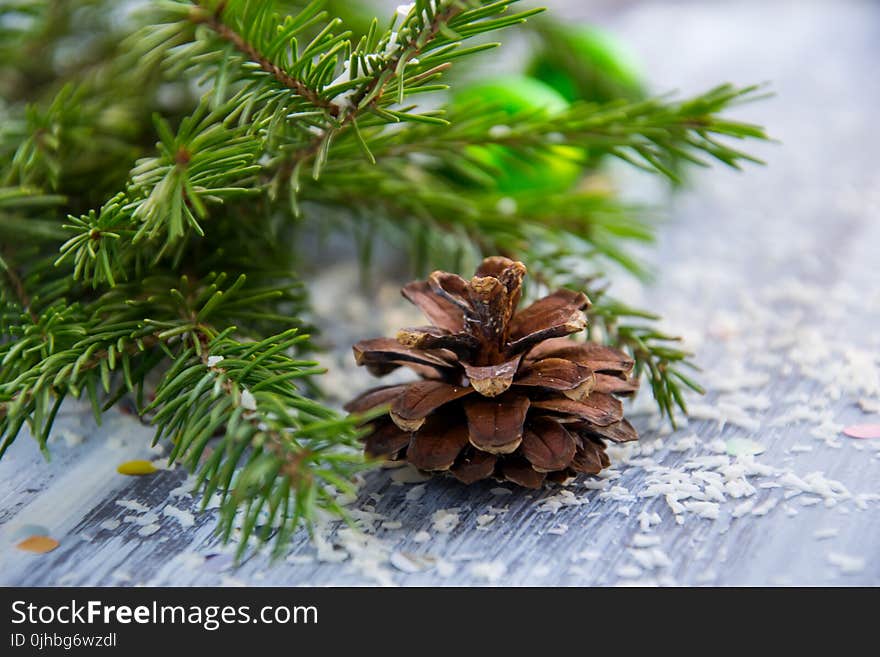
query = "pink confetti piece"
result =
(842, 424, 880, 439)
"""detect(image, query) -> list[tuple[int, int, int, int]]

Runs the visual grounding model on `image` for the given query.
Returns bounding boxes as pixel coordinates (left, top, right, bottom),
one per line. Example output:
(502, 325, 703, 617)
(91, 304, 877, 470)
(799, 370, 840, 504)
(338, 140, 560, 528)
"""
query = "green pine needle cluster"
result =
(0, 0, 768, 554)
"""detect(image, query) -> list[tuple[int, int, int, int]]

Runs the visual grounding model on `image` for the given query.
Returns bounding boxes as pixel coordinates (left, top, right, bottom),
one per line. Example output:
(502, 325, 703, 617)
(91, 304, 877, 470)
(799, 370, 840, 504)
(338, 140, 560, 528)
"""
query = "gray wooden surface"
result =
(2, 0, 879, 586)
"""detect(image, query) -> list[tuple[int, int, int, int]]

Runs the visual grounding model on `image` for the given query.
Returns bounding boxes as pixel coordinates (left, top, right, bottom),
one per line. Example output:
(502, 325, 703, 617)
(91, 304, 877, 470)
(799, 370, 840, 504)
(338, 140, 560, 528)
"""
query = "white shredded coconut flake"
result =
(469, 561, 506, 583)
(163, 505, 195, 528)
(431, 509, 460, 534)
(240, 389, 257, 411)
(396, 3, 415, 19)
(826, 551, 866, 574)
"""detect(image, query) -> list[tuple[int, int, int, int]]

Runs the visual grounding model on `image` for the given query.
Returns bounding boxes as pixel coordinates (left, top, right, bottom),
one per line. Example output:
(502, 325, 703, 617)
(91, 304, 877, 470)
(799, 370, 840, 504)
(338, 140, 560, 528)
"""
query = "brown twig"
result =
(193, 2, 338, 116)
(1, 258, 38, 324)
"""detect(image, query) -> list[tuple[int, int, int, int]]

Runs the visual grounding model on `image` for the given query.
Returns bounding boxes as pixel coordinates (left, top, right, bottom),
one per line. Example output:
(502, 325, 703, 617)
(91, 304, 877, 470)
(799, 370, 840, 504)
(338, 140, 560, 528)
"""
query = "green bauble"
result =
(454, 74, 570, 115)
(451, 75, 584, 194)
(324, 0, 376, 40)
(528, 25, 645, 104)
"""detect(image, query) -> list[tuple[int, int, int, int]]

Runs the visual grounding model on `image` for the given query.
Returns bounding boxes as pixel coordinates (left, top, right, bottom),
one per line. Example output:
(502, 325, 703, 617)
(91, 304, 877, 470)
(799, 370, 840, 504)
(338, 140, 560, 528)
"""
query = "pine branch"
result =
(586, 289, 703, 426)
(151, 328, 363, 556)
(56, 106, 262, 286)
(280, 0, 540, 178)
(55, 1, 547, 289)
(0, 187, 67, 243)
(0, 269, 301, 445)
(332, 83, 769, 184)
(0, 266, 357, 554)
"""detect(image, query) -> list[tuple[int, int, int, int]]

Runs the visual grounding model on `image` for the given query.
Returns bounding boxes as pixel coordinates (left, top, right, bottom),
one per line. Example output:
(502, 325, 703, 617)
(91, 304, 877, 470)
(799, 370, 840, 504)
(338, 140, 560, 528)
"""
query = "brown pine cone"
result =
(344, 257, 639, 489)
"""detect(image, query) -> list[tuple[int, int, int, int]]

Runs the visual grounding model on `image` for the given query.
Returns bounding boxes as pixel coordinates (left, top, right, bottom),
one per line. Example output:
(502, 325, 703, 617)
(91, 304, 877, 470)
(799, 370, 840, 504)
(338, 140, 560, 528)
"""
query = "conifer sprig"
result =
(151, 328, 364, 558)
(377, 82, 768, 181)
(586, 290, 703, 425)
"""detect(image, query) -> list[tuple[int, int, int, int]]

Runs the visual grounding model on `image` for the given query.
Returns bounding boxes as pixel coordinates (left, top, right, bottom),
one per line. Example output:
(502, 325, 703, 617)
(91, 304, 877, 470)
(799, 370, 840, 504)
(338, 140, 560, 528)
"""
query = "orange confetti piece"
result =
(17, 535, 59, 554)
(116, 460, 158, 476)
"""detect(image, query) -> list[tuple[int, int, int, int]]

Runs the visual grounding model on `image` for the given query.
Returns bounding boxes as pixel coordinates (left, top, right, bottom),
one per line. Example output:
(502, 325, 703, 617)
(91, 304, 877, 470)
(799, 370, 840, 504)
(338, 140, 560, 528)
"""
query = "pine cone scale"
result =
(522, 417, 577, 472)
(451, 450, 497, 484)
(401, 280, 465, 333)
(464, 393, 530, 454)
(502, 457, 547, 489)
(408, 416, 470, 471)
(526, 339, 634, 374)
(344, 384, 409, 414)
(353, 337, 457, 379)
(593, 372, 639, 395)
(531, 392, 624, 426)
(389, 380, 472, 431)
(467, 275, 509, 331)
(364, 419, 411, 458)
(515, 357, 595, 395)
(396, 326, 479, 357)
(575, 417, 639, 443)
(462, 354, 522, 397)
(570, 437, 608, 474)
(506, 317, 588, 357)
(347, 257, 640, 487)
(508, 288, 590, 342)
(427, 271, 472, 313)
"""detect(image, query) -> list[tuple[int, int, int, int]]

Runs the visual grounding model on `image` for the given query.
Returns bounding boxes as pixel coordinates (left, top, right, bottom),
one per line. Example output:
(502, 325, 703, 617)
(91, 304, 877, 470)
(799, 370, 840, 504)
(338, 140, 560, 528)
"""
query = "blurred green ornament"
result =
(454, 74, 569, 115)
(528, 25, 645, 104)
(324, 0, 377, 40)
(450, 75, 584, 194)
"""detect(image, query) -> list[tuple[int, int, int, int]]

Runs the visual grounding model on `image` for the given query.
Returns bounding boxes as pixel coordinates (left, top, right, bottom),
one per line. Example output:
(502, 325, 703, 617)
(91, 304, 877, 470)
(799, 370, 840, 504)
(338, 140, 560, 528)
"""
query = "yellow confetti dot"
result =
(17, 535, 60, 554)
(116, 460, 157, 476)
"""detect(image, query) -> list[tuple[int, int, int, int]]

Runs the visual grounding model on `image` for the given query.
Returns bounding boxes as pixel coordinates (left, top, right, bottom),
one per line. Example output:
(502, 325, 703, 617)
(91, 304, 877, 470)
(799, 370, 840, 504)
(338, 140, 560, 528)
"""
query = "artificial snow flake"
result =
(470, 561, 507, 582)
(631, 534, 661, 548)
(163, 505, 195, 528)
(396, 3, 415, 19)
(240, 388, 257, 411)
(431, 509, 460, 534)
(826, 552, 866, 574)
